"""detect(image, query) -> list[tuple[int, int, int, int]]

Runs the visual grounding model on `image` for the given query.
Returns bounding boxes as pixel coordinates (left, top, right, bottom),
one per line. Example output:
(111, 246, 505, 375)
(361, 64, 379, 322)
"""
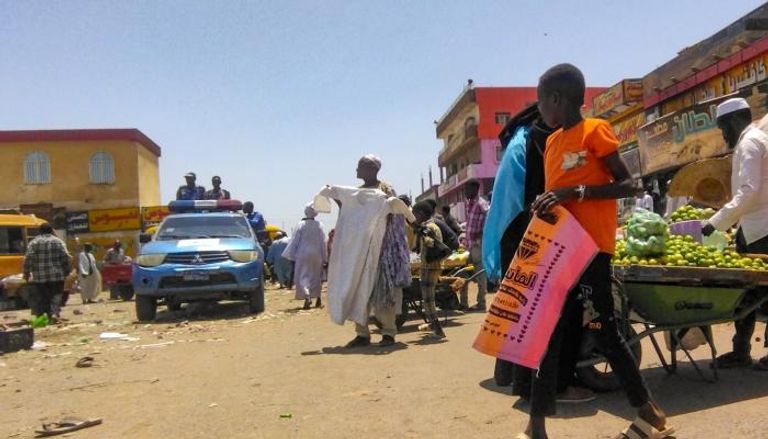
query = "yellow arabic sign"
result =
(592, 79, 643, 117)
(612, 111, 645, 147)
(88, 207, 141, 232)
(141, 206, 170, 226)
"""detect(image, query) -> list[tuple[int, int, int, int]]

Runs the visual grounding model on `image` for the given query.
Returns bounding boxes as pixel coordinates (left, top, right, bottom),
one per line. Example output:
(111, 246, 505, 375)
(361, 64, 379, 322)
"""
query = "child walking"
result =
(520, 64, 674, 439)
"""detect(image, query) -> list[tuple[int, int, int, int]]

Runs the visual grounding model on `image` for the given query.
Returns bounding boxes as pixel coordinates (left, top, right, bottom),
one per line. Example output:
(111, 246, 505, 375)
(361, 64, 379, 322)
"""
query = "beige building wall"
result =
(0, 140, 159, 211)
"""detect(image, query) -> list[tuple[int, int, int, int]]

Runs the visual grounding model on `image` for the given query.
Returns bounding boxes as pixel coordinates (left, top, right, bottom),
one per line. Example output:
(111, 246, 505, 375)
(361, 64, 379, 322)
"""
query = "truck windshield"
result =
(155, 216, 253, 241)
(0, 227, 26, 255)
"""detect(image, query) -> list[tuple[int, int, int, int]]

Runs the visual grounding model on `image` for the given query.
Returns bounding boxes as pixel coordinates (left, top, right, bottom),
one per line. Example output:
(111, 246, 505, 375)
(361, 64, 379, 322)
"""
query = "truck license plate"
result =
(183, 272, 210, 281)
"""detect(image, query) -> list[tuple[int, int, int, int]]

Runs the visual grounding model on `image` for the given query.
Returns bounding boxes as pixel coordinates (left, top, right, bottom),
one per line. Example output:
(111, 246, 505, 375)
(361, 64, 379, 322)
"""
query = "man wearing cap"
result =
(702, 97, 768, 370)
(204, 176, 231, 200)
(176, 172, 206, 200)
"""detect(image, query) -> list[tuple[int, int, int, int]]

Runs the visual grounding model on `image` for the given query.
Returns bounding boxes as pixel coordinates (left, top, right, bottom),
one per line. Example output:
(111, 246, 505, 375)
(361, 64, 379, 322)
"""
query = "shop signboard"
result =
(141, 206, 171, 229)
(592, 79, 643, 118)
(620, 146, 642, 178)
(88, 207, 141, 232)
(637, 96, 729, 176)
(65, 211, 90, 234)
(613, 111, 645, 147)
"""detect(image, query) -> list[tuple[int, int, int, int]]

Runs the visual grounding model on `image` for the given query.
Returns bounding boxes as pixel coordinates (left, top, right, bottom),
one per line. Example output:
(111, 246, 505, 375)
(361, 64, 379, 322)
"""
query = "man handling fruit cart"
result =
(701, 97, 768, 370)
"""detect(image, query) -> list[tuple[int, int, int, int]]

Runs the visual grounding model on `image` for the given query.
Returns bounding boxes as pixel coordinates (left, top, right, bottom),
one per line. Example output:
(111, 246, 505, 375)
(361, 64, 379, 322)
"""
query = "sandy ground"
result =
(2, 284, 768, 439)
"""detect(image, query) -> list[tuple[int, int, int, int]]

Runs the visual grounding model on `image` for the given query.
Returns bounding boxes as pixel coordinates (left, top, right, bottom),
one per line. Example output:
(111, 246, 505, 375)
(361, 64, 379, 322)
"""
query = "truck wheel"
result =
(135, 295, 158, 321)
(109, 287, 120, 300)
(576, 326, 642, 392)
(249, 281, 265, 314)
(119, 286, 135, 301)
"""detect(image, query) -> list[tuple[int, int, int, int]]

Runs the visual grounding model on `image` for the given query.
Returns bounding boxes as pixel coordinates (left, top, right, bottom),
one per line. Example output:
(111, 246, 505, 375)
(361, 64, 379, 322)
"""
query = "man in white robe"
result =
(78, 243, 101, 304)
(283, 205, 327, 309)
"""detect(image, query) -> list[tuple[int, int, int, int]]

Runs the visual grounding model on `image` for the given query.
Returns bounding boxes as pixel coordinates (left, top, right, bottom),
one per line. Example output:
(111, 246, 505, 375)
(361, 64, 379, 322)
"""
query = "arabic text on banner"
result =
(472, 206, 598, 369)
(88, 207, 141, 232)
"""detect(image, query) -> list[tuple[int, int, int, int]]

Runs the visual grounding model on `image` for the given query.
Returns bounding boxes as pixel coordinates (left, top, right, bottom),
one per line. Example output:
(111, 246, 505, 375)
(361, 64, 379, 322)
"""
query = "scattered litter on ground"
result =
(209, 403, 218, 408)
(75, 357, 95, 368)
(31, 341, 48, 350)
(99, 332, 139, 341)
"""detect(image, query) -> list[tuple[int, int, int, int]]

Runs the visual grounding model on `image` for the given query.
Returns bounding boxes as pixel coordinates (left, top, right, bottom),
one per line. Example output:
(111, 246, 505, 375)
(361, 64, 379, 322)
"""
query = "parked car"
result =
(132, 200, 265, 321)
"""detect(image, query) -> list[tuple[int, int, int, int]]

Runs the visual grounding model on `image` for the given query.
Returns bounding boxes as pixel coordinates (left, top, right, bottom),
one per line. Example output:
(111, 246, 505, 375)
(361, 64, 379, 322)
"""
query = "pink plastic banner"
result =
(472, 206, 599, 369)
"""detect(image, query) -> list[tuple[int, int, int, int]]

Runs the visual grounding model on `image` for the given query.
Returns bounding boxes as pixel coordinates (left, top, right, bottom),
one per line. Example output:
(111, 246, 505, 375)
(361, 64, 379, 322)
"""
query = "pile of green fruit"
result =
(669, 205, 716, 222)
(614, 234, 768, 270)
(624, 209, 669, 257)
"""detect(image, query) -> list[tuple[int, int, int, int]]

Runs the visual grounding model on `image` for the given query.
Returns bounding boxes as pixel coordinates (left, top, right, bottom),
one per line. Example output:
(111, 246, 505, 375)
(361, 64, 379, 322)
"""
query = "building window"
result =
(495, 112, 511, 125)
(464, 117, 476, 128)
(24, 151, 51, 184)
(89, 151, 115, 184)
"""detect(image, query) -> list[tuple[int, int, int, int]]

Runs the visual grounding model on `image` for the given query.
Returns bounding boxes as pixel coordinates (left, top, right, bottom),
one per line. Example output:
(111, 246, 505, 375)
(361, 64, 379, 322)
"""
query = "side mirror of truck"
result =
(139, 233, 152, 244)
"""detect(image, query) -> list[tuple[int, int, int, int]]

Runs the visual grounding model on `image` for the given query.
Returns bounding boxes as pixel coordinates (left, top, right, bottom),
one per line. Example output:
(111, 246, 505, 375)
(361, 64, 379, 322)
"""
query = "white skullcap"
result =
(716, 98, 750, 119)
(360, 154, 382, 170)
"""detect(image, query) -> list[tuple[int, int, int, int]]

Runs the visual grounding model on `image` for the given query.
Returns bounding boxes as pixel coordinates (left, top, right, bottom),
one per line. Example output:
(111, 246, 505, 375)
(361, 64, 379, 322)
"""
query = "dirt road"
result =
(2, 286, 768, 438)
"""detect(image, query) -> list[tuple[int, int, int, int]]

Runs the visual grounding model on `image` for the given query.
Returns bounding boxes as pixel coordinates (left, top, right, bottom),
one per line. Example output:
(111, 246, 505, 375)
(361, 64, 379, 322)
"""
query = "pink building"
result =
(435, 84, 604, 220)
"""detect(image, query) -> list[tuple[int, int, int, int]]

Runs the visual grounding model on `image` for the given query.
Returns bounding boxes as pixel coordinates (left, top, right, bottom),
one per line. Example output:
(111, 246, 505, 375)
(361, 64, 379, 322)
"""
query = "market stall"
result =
(577, 207, 768, 390)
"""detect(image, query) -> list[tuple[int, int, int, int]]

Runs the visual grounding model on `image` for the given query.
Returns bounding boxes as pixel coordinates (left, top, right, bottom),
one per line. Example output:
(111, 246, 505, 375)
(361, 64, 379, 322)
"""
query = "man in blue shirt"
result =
(243, 201, 268, 244)
(176, 172, 206, 200)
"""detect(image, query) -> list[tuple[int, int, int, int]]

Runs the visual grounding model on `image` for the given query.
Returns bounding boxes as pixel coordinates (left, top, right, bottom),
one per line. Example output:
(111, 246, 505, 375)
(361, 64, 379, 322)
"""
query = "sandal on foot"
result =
(515, 434, 532, 439)
(36, 417, 102, 437)
(620, 417, 675, 439)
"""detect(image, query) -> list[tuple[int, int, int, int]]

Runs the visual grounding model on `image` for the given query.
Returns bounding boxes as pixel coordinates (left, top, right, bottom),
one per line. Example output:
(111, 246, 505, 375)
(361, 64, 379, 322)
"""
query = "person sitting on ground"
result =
(176, 172, 206, 200)
(412, 200, 447, 338)
(204, 176, 231, 200)
(523, 63, 673, 439)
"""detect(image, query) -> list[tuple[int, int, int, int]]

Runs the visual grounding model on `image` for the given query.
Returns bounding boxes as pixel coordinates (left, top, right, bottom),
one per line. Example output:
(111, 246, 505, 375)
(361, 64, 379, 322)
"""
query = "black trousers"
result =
(732, 229, 768, 355)
(31, 281, 64, 318)
(530, 254, 651, 416)
(499, 212, 582, 395)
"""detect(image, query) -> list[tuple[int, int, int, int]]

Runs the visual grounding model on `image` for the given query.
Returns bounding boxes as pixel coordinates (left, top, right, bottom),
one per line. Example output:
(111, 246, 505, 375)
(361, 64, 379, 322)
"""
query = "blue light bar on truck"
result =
(168, 199, 243, 213)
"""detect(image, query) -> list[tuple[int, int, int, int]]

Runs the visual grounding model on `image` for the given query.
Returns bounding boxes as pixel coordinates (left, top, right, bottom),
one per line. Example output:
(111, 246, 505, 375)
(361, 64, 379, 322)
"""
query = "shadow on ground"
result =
(478, 361, 768, 422)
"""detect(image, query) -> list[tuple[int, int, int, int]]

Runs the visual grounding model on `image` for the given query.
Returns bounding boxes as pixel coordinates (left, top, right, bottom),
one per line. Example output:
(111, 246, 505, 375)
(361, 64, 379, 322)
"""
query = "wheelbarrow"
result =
(575, 265, 768, 391)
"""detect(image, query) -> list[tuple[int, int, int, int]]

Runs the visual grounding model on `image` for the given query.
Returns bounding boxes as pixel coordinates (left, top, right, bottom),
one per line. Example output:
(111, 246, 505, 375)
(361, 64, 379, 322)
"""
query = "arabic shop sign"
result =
(696, 54, 768, 102)
(637, 96, 729, 175)
(141, 206, 170, 228)
(592, 79, 643, 118)
(88, 207, 141, 232)
(612, 111, 645, 147)
(65, 211, 90, 234)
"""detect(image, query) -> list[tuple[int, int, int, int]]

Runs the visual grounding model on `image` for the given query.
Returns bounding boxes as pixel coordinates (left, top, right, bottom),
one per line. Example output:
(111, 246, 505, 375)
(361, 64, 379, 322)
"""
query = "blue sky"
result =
(1, 0, 763, 229)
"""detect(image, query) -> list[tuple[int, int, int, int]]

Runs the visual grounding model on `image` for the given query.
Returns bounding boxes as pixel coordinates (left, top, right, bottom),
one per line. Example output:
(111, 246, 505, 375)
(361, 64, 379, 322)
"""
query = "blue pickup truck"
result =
(133, 201, 265, 321)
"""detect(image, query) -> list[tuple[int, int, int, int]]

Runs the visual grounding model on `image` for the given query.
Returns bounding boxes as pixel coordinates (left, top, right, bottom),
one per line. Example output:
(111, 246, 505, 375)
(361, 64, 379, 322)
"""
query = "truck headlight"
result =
(136, 254, 166, 267)
(228, 250, 259, 263)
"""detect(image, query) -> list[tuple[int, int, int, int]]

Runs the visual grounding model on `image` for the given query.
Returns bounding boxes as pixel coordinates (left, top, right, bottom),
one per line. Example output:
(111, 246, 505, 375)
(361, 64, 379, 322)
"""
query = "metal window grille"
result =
(89, 151, 115, 184)
(23, 152, 51, 184)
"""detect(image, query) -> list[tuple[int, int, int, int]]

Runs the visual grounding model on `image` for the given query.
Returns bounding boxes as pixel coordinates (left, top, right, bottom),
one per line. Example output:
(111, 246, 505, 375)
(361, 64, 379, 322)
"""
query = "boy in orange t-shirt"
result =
(519, 64, 674, 439)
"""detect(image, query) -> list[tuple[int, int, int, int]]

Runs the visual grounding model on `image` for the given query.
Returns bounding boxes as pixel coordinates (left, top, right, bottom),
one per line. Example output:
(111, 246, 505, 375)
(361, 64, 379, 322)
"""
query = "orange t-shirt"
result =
(544, 118, 619, 254)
